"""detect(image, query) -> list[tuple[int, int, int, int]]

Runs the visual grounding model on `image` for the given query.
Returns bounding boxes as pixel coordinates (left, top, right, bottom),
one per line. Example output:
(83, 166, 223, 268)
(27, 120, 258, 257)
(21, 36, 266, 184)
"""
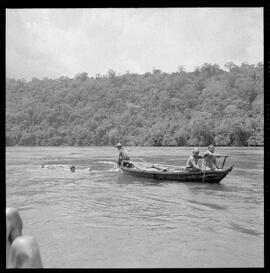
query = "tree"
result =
(48, 136, 63, 146)
(224, 62, 239, 73)
(190, 112, 215, 146)
(229, 120, 251, 146)
(19, 133, 36, 146)
(107, 128, 119, 145)
(5, 62, 264, 147)
(107, 69, 116, 78)
(177, 65, 186, 73)
(147, 122, 168, 146)
(75, 72, 89, 82)
(6, 132, 16, 146)
(174, 127, 189, 146)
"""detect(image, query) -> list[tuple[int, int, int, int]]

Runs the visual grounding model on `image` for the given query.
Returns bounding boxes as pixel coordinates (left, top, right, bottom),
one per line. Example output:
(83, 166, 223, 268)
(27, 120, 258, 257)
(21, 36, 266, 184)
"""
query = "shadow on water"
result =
(185, 181, 239, 193)
(229, 222, 263, 237)
(188, 200, 228, 210)
(117, 173, 165, 187)
(117, 172, 235, 189)
(118, 171, 236, 188)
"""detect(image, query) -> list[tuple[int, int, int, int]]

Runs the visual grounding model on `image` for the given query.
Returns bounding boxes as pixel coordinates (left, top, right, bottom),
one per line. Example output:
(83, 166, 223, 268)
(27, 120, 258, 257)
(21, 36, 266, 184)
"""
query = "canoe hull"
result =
(120, 164, 234, 184)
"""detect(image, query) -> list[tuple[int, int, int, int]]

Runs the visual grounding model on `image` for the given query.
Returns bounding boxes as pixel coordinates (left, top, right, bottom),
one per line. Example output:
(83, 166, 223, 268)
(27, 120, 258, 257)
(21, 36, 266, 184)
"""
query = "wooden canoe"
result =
(120, 161, 234, 183)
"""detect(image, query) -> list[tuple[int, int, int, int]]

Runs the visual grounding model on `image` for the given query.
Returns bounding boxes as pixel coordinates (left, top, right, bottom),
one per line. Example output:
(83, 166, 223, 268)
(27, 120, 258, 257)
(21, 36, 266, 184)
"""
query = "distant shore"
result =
(7, 145, 264, 148)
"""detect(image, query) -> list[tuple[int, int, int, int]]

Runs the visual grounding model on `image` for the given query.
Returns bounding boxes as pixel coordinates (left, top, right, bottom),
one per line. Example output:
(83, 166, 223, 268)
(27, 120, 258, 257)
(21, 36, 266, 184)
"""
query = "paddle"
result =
(221, 155, 228, 169)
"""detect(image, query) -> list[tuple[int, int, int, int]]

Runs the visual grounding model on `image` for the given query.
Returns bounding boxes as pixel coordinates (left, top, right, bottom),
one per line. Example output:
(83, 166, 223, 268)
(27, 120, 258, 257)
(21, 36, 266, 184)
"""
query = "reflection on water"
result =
(229, 222, 263, 237)
(188, 200, 228, 211)
(6, 146, 263, 268)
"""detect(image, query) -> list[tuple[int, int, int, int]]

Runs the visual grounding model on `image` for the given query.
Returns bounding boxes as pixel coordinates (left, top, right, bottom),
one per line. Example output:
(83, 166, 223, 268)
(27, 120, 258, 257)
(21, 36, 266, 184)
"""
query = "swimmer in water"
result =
(70, 166, 75, 172)
(6, 208, 43, 268)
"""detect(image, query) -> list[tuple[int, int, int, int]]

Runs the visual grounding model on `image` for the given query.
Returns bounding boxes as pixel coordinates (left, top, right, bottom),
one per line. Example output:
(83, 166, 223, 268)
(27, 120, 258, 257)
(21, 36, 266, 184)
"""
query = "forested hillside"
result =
(6, 62, 264, 147)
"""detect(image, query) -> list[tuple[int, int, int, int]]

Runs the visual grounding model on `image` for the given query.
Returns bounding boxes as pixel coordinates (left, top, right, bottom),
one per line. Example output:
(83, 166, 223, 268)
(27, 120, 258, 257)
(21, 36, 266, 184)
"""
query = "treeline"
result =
(6, 62, 263, 147)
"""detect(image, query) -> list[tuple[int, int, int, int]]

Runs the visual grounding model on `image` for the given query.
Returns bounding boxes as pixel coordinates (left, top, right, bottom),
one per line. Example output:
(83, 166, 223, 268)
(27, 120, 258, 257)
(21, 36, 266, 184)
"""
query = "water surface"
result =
(6, 146, 264, 268)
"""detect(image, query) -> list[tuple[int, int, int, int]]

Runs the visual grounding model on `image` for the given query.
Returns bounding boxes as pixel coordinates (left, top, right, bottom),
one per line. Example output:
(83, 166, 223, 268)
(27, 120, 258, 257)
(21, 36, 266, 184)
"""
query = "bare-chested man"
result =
(6, 207, 43, 268)
(185, 148, 203, 171)
(202, 145, 227, 170)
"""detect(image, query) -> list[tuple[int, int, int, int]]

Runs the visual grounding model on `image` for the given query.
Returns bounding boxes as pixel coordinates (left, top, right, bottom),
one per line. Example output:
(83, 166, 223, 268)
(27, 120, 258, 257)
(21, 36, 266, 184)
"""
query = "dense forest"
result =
(6, 62, 263, 147)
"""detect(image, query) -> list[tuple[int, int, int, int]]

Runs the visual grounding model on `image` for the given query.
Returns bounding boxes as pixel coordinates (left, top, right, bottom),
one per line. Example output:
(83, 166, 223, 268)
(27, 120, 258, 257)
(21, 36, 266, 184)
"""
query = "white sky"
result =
(6, 8, 263, 80)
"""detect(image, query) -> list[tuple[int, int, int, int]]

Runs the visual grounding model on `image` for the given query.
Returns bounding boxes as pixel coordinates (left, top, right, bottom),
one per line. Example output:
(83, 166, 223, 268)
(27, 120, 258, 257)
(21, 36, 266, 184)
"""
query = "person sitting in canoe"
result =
(115, 142, 131, 167)
(185, 148, 203, 171)
(202, 145, 228, 171)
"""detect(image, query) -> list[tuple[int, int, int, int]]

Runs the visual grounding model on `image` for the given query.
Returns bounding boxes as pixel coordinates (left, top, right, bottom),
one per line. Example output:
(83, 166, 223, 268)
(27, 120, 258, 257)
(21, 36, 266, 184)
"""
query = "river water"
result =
(5, 146, 264, 268)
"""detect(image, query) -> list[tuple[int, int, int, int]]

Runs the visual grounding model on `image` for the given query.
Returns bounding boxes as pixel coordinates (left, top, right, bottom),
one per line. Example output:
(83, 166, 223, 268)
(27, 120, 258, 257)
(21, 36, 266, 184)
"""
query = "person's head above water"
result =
(208, 144, 215, 153)
(70, 166, 75, 172)
(115, 143, 122, 150)
(193, 147, 200, 156)
(6, 208, 43, 268)
(6, 208, 23, 243)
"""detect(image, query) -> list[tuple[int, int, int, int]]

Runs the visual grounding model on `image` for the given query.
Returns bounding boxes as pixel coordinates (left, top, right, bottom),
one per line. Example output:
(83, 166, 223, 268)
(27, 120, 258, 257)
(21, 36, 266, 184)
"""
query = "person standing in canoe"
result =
(202, 144, 227, 170)
(115, 143, 130, 166)
(185, 148, 203, 171)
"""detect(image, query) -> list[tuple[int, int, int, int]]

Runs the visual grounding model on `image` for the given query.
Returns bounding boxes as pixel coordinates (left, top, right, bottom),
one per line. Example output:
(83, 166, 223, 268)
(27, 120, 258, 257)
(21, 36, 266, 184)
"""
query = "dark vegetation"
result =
(6, 62, 263, 147)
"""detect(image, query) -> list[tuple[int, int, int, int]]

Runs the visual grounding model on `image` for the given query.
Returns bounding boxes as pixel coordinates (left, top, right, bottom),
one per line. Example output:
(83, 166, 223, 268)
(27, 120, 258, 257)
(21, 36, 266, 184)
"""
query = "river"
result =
(5, 146, 264, 268)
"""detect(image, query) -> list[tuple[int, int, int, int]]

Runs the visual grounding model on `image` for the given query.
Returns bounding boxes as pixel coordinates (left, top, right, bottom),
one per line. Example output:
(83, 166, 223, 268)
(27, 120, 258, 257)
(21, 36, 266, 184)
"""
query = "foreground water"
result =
(6, 146, 264, 268)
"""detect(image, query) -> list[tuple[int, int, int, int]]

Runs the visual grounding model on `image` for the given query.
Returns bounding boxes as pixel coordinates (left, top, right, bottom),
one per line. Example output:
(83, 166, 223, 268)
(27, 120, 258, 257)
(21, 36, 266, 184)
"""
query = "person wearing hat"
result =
(185, 147, 203, 171)
(115, 143, 130, 166)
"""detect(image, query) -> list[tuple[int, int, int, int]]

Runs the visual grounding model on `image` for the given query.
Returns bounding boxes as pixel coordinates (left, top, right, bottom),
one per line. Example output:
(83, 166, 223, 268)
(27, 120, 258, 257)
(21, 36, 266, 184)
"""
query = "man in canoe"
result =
(6, 207, 43, 268)
(185, 148, 203, 171)
(116, 142, 130, 166)
(202, 144, 228, 171)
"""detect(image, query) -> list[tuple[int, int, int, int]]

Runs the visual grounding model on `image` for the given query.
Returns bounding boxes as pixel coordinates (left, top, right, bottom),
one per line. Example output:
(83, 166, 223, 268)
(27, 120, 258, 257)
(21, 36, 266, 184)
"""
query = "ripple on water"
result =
(188, 200, 228, 211)
(6, 147, 264, 268)
(229, 222, 264, 237)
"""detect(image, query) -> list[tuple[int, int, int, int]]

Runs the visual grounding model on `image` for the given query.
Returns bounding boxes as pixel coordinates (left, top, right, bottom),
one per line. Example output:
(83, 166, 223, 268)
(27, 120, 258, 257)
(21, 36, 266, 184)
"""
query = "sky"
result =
(6, 8, 263, 80)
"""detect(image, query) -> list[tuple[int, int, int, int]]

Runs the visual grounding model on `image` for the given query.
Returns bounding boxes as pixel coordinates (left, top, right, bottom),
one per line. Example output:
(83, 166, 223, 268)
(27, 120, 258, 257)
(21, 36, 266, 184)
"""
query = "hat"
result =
(115, 143, 122, 147)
